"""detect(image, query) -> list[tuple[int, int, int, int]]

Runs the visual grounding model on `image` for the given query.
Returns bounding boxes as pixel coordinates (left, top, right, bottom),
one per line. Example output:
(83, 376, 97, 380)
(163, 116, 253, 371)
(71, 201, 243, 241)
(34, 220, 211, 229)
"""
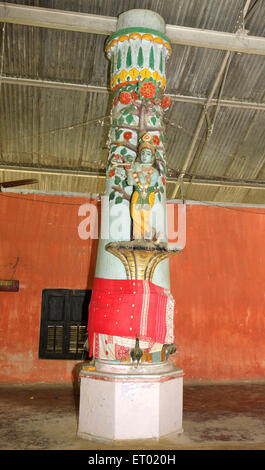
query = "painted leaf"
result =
(126, 114, 134, 125)
(151, 117, 157, 125)
(109, 191, 115, 201)
(126, 46, 132, 67)
(114, 176, 121, 185)
(115, 196, 123, 204)
(137, 47, 144, 67)
(159, 51, 163, 73)
(115, 129, 123, 140)
(117, 49, 122, 69)
(120, 148, 127, 155)
(149, 47, 155, 70)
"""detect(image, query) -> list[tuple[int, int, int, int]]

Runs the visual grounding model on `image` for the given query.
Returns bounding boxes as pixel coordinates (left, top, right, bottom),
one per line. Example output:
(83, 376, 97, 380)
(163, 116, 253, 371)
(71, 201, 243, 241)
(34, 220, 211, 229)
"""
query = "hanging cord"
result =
(3, 113, 111, 144)
(11, 257, 20, 280)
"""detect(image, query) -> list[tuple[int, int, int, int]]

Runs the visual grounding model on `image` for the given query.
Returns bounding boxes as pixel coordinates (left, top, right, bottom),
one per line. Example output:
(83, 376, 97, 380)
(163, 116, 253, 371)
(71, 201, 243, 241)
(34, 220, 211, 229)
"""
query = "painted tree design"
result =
(107, 79, 171, 204)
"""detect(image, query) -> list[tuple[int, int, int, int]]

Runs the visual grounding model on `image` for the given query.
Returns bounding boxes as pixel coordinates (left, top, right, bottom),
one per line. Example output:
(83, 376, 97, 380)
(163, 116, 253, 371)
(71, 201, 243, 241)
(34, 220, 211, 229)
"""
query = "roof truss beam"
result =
(1, 2, 265, 55)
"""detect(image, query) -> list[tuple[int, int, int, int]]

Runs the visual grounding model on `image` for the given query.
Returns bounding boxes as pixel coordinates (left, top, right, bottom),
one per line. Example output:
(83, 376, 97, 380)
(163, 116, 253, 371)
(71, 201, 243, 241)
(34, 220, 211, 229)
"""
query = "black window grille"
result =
(39, 289, 91, 360)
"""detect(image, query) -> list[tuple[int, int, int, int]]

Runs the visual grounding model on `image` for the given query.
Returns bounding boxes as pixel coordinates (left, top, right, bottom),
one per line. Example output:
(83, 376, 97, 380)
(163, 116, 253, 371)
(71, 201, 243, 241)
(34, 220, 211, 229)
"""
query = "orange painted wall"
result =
(170, 203, 265, 380)
(0, 193, 264, 382)
(0, 193, 99, 382)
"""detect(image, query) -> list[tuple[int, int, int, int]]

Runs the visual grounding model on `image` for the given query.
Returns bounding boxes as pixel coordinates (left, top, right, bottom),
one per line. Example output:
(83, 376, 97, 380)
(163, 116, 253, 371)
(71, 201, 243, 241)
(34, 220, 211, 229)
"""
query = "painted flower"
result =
(142, 133, 152, 142)
(153, 135, 160, 146)
(161, 176, 166, 185)
(108, 169, 115, 178)
(139, 81, 157, 100)
(124, 131, 132, 141)
(131, 90, 140, 101)
(161, 95, 172, 109)
(119, 91, 132, 104)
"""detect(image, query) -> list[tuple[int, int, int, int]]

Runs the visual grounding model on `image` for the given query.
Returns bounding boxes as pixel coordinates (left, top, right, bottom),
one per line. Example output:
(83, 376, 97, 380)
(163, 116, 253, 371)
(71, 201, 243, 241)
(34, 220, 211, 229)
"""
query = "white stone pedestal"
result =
(77, 360, 183, 441)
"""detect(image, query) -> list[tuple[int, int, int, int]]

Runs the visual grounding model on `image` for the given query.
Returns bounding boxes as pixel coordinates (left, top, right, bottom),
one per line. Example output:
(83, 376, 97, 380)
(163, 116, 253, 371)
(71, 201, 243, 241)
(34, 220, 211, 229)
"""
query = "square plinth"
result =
(77, 361, 183, 441)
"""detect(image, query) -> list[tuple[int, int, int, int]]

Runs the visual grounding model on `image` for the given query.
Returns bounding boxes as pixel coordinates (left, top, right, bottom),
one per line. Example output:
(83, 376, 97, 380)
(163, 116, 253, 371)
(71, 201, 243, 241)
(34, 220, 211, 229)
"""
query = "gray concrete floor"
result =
(0, 380, 264, 450)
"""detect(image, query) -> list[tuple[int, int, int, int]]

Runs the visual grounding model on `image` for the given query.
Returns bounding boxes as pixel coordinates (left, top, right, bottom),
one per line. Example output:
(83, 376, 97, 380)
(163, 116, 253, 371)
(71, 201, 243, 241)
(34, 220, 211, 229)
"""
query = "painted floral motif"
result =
(124, 131, 133, 141)
(119, 91, 132, 104)
(153, 135, 160, 146)
(139, 80, 157, 100)
(108, 169, 115, 178)
(112, 80, 171, 111)
(142, 133, 152, 142)
(161, 95, 172, 109)
(131, 90, 140, 100)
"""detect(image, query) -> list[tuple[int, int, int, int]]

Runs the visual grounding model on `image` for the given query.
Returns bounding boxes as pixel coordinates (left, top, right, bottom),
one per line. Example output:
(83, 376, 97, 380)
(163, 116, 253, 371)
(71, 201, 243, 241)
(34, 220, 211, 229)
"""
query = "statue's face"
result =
(140, 148, 153, 164)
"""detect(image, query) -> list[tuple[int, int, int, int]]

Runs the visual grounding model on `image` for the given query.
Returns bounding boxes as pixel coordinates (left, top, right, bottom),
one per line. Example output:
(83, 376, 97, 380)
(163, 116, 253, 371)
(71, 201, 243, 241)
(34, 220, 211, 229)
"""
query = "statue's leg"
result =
(131, 192, 142, 239)
(142, 192, 156, 239)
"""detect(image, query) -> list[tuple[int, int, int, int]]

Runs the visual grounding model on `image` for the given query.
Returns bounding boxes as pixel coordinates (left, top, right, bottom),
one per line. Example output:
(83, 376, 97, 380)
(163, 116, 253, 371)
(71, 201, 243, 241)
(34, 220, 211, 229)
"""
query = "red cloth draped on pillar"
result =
(87, 277, 175, 357)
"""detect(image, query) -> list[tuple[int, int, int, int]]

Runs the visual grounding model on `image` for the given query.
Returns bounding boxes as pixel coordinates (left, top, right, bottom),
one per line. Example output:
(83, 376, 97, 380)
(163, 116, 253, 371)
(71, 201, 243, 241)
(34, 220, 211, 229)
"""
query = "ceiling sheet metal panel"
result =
(173, 181, 265, 205)
(0, 169, 106, 194)
(1, 0, 264, 204)
(222, 52, 265, 103)
(166, 45, 228, 97)
(4, 23, 40, 78)
(0, 83, 109, 170)
(216, 109, 265, 181)
(166, 179, 219, 201)
(0, 83, 40, 166)
(166, 180, 184, 200)
(78, 92, 111, 170)
(241, 188, 265, 205)
(211, 185, 265, 205)
(2, 22, 109, 87)
(187, 106, 265, 181)
(245, 0, 265, 37)
(165, 101, 203, 174)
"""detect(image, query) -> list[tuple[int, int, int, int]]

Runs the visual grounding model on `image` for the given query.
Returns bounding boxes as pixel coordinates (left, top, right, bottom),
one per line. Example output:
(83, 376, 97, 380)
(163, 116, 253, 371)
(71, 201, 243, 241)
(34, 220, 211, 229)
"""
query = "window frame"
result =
(38, 288, 91, 360)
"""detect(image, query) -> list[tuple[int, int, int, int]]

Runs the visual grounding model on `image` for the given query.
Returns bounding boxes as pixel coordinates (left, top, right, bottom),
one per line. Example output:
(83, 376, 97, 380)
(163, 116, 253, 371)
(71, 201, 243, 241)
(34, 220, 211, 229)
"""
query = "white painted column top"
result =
(117, 9, 166, 33)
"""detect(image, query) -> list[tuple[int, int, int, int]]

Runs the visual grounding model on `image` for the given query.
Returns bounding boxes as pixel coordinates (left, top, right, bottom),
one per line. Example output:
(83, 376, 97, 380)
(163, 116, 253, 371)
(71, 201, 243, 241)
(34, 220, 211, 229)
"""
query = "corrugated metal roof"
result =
(0, 168, 106, 194)
(188, 107, 265, 178)
(1, 83, 109, 167)
(0, 0, 264, 203)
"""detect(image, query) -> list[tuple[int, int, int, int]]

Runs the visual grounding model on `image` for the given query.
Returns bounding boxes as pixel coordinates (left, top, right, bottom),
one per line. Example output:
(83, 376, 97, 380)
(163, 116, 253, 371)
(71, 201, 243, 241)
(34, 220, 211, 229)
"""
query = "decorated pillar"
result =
(87, 10, 181, 365)
(78, 10, 183, 441)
